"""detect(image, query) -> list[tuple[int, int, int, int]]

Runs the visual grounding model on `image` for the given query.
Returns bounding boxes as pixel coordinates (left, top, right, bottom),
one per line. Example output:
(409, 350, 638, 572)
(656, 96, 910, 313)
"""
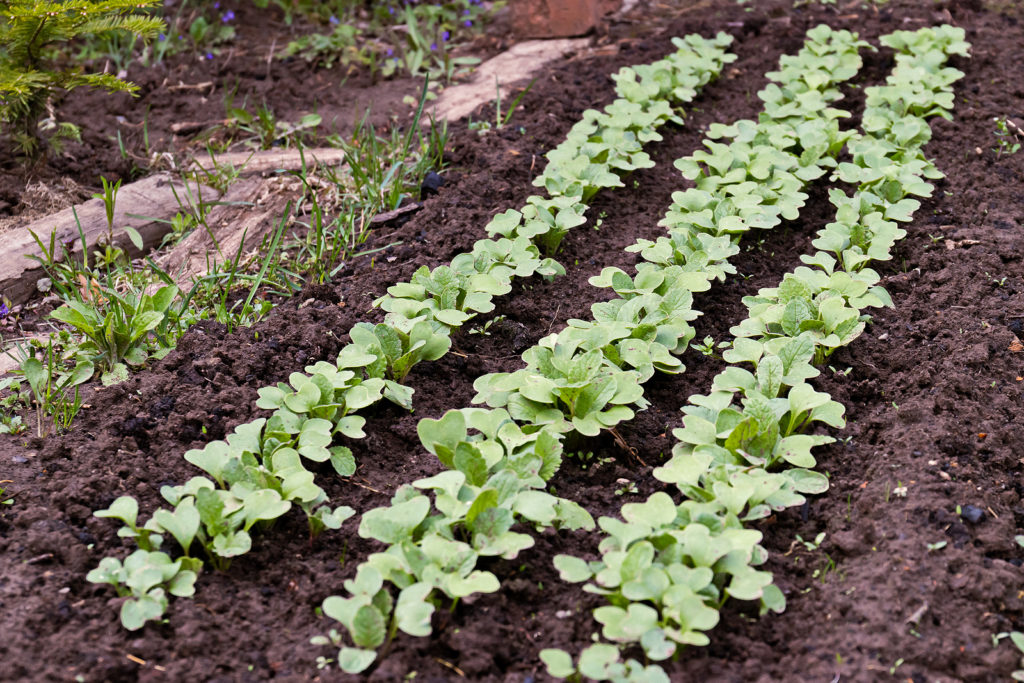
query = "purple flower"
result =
(329, 15, 339, 24)
(205, 52, 214, 60)
(158, 32, 166, 41)
(430, 42, 437, 51)
(221, 9, 235, 22)
(386, 48, 394, 56)
(463, 19, 472, 27)
(0, 303, 9, 319)
(213, 1, 220, 8)
(441, 30, 450, 41)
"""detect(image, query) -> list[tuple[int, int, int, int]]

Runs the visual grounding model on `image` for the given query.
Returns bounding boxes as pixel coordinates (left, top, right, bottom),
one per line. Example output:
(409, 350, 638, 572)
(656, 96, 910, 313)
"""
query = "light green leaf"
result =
(330, 446, 356, 477)
(359, 495, 430, 544)
(338, 647, 377, 674)
(152, 503, 200, 554)
(242, 489, 291, 530)
(351, 604, 386, 649)
(120, 590, 167, 631)
(395, 582, 435, 637)
(95, 496, 139, 527)
(540, 649, 576, 678)
(554, 555, 593, 583)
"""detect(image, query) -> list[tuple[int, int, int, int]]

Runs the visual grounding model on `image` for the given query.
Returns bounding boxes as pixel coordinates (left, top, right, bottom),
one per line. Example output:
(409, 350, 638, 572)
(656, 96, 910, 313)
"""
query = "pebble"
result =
(420, 171, 446, 198)
(11, 455, 27, 464)
(960, 504, 985, 524)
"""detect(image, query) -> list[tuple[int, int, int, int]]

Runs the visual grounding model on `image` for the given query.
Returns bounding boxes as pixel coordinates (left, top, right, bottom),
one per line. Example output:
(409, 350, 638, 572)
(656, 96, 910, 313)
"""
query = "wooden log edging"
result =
(0, 173, 218, 307)
(0, 148, 352, 307)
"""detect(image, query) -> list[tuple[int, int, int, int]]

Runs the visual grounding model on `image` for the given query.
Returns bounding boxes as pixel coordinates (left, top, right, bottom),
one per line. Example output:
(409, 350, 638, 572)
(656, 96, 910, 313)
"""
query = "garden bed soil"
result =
(0, 0, 508, 217)
(2, 0, 1024, 681)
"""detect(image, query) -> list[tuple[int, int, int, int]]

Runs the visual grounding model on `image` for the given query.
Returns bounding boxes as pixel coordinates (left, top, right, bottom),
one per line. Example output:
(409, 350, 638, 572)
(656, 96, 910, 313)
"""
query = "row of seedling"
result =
(87, 33, 738, 631)
(315, 24, 877, 675)
(540, 25, 969, 682)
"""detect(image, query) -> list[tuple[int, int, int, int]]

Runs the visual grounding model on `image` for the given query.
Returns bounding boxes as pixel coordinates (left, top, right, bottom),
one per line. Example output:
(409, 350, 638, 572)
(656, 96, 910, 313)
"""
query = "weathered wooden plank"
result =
(0, 172, 218, 306)
(430, 38, 590, 122)
(158, 176, 292, 287)
(187, 147, 348, 176)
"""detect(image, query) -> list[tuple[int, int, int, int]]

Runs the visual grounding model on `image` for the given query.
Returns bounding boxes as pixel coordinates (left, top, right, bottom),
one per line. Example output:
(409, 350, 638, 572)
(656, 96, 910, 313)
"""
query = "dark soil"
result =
(2, 0, 1024, 681)
(0, 0, 506, 214)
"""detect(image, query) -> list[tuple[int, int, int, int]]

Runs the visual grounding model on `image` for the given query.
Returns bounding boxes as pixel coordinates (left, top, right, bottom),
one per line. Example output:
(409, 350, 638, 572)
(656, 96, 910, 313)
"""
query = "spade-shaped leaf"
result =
(395, 582, 435, 637)
(338, 647, 377, 674)
(152, 503, 200, 555)
(95, 496, 139, 528)
(242, 489, 291, 530)
(350, 604, 386, 649)
(120, 589, 167, 631)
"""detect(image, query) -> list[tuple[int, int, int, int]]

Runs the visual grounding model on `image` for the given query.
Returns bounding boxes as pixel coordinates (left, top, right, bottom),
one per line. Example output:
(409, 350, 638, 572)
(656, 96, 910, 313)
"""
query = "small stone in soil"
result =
(960, 504, 985, 524)
(420, 171, 445, 198)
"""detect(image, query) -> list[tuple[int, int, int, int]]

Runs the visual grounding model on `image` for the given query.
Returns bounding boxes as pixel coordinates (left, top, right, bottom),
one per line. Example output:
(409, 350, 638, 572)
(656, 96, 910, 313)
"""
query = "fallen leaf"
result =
(1009, 337, 1023, 353)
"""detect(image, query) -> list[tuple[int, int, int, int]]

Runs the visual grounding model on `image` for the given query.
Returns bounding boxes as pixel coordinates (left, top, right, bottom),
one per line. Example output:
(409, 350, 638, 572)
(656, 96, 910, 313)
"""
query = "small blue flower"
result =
(430, 42, 437, 51)
(329, 15, 339, 25)
(442, 30, 450, 41)
(463, 19, 472, 27)
(0, 303, 9, 319)
(221, 9, 235, 22)
(386, 48, 394, 56)
(158, 32, 166, 41)
(213, 1, 220, 8)
(205, 52, 214, 60)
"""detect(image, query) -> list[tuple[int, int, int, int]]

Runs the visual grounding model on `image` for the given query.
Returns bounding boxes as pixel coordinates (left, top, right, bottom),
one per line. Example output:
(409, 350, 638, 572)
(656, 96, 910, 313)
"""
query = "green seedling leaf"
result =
(445, 570, 499, 597)
(184, 442, 231, 487)
(242, 489, 291, 530)
(359, 495, 430, 544)
(465, 489, 499, 527)
(101, 363, 130, 386)
(351, 604, 386, 649)
(395, 582, 435, 637)
(120, 589, 167, 631)
(213, 530, 252, 558)
(454, 443, 488, 487)
(330, 446, 356, 477)
(622, 491, 678, 527)
(151, 503, 200, 555)
(554, 555, 593, 583)
(642, 628, 677, 661)
(95, 496, 139, 528)
(338, 647, 377, 674)
(540, 649, 577, 678)
(167, 570, 198, 597)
